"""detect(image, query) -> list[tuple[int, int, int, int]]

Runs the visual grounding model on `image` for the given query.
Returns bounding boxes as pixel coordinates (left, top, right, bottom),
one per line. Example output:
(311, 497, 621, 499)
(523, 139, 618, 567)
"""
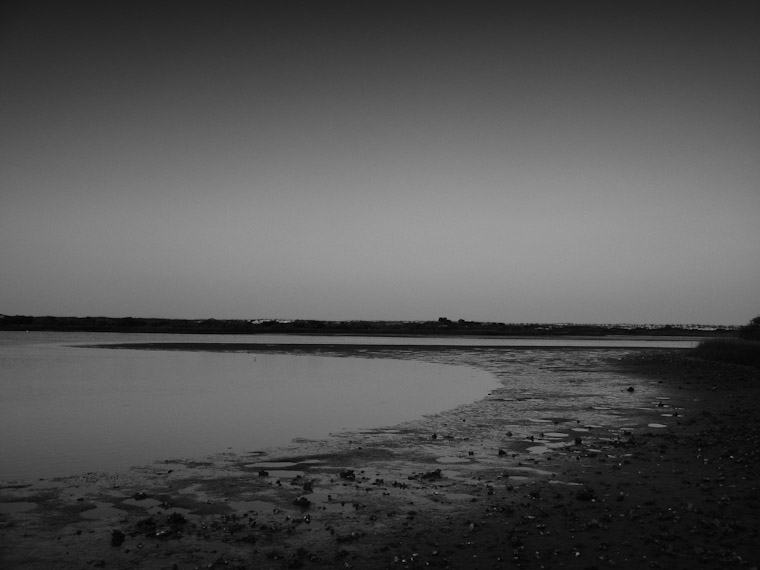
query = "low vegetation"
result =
(693, 315, 760, 369)
(738, 314, 760, 341)
(693, 338, 760, 368)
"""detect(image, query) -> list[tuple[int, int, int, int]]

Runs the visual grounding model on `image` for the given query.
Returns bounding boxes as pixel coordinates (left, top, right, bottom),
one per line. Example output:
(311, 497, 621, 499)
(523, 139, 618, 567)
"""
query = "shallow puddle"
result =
(528, 440, 572, 454)
(80, 502, 128, 519)
(435, 456, 471, 464)
(505, 467, 555, 477)
(505, 475, 532, 483)
(121, 497, 163, 509)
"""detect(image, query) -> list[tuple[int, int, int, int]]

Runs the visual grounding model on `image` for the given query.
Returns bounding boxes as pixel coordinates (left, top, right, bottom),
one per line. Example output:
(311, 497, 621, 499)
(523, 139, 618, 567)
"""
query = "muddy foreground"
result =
(1, 348, 759, 569)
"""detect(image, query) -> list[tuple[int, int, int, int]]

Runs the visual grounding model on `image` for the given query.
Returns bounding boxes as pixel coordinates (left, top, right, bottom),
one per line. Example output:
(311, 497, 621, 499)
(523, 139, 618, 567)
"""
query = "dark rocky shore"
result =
(1, 348, 758, 569)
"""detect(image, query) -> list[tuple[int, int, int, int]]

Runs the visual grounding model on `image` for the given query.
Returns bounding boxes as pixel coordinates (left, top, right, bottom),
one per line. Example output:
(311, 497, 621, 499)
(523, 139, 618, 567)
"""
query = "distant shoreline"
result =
(0, 315, 737, 337)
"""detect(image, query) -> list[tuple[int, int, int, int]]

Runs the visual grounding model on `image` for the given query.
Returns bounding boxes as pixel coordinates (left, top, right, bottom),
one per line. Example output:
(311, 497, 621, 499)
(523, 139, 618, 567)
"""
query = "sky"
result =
(1, 2, 758, 325)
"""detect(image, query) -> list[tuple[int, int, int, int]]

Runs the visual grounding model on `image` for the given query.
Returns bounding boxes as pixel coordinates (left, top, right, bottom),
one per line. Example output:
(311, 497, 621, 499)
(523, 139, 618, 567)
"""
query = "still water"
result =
(0, 332, 693, 480)
(1, 332, 501, 480)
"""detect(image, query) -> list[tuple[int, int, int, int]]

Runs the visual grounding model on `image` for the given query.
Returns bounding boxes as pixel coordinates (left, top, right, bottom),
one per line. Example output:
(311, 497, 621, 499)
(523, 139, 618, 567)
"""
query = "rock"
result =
(167, 512, 186, 526)
(410, 468, 443, 481)
(293, 497, 311, 508)
(110, 529, 126, 547)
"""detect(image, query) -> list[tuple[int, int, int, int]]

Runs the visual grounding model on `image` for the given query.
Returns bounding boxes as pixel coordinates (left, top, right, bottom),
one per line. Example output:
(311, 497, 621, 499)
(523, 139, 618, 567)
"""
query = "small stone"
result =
(339, 469, 356, 481)
(110, 530, 126, 547)
(293, 497, 311, 508)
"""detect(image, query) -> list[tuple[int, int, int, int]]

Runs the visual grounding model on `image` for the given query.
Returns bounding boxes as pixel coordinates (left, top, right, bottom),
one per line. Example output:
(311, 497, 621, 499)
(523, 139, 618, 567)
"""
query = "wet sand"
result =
(1, 348, 758, 569)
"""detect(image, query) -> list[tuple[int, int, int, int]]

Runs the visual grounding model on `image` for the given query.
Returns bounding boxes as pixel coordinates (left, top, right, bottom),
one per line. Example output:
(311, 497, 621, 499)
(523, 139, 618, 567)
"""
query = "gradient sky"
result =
(2, 2, 758, 324)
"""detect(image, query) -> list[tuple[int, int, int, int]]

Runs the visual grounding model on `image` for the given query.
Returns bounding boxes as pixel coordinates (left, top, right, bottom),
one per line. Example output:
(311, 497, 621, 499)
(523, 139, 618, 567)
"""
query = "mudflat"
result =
(1, 348, 758, 569)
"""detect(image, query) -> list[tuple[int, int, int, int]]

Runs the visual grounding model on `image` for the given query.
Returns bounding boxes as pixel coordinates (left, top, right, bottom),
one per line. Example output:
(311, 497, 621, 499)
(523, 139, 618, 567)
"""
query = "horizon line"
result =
(0, 314, 743, 328)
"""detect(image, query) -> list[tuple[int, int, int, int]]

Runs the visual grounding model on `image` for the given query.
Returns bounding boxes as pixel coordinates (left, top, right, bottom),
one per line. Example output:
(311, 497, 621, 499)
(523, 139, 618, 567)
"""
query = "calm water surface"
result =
(1, 332, 501, 480)
(0, 332, 694, 480)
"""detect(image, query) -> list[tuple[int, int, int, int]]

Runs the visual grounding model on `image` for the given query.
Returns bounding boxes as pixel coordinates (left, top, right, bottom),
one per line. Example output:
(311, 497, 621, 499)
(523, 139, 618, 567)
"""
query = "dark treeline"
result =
(0, 314, 737, 337)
